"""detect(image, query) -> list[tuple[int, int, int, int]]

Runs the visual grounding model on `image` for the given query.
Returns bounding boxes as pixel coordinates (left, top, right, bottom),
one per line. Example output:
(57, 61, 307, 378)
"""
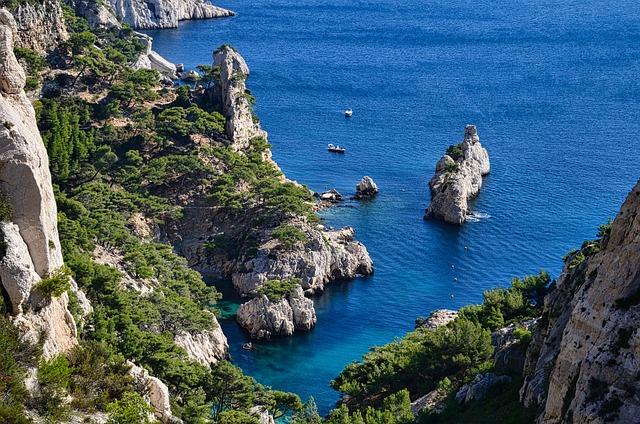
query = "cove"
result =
(143, 0, 640, 414)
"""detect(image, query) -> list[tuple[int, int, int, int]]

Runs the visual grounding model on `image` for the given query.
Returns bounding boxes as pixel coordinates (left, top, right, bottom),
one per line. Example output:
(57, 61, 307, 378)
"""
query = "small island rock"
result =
(354, 176, 379, 199)
(424, 125, 490, 224)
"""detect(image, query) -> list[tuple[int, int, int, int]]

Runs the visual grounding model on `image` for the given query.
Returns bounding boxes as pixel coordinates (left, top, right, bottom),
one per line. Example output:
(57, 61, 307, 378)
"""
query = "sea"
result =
(143, 0, 640, 414)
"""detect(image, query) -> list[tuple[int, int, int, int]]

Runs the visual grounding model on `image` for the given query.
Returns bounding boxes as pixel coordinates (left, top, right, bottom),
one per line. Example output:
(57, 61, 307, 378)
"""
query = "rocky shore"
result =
(425, 125, 490, 224)
(105, 0, 233, 29)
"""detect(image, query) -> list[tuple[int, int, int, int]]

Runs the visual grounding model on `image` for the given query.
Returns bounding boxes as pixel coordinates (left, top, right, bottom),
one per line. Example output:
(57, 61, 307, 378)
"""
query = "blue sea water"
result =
(144, 0, 640, 414)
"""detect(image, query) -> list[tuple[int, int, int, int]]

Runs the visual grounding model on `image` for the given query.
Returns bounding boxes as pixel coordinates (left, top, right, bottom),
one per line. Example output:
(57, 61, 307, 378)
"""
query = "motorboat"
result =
(327, 143, 346, 153)
(242, 342, 254, 350)
(344, 108, 353, 117)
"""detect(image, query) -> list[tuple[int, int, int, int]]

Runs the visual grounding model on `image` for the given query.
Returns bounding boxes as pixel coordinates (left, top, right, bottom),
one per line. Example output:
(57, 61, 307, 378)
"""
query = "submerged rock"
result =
(424, 125, 490, 224)
(354, 176, 379, 199)
(236, 285, 316, 340)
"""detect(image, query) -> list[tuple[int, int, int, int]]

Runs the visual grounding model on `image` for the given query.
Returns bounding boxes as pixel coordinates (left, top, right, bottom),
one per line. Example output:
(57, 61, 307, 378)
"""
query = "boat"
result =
(344, 108, 353, 117)
(242, 342, 254, 350)
(327, 143, 346, 153)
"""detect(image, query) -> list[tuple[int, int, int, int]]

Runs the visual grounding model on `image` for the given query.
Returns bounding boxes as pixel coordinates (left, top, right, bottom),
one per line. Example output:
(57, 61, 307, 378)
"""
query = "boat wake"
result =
(467, 211, 491, 222)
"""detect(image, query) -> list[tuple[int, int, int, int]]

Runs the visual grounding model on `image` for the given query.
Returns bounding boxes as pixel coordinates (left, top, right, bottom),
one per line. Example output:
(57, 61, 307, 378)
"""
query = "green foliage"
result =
(597, 218, 612, 239)
(196, 64, 221, 89)
(34, 266, 72, 298)
(444, 162, 459, 173)
(216, 411, 260, 424)
(208, 361, 257, 421)
(0, 193, 12, 221)
(419, 377, 536, 424)
(156, 105, 225, 138)
(292, 397, 323, 424)
(272, 224, 307, 249)
(0, 316, 38, 424)
(106, 391, 153, 424)
(109, 69, 159, 108)
(326, 390, 414, 424)
(257, 278, 301, 302)
(34, 355, 73, 421)
(512, 326, 532, 344)
(14, 47, 45, 73)
(445, 144, 464, 161)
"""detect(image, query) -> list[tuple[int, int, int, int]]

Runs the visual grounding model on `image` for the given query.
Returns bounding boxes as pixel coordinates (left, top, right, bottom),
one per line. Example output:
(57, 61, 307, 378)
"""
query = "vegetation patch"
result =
(257, 278, 301, 302)
(34, 266, 72, 298)
(446, 144, 464, 161)
(272, 224, 308, 249)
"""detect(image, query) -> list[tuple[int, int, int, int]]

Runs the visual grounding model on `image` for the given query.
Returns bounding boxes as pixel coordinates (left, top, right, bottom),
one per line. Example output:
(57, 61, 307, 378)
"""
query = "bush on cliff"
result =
(34, 266, 72, 298)
(446, 144, 464, 161)
(258, 278, 302, 301)
(272, 224, 308, 249)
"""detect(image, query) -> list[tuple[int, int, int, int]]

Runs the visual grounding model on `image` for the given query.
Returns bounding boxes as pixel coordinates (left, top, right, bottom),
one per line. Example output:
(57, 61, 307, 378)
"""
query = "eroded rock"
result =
(425, 125, 490, 224)
(354, 176, 379, 199)
(106, 0, 233, 29)
(174, 316, 228, 366)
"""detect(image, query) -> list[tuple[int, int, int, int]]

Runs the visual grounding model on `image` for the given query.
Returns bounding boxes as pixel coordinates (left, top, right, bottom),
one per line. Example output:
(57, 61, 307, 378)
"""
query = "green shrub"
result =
(14, 47, 45, 73)
(257, 278, 301, 302)
(35, 355, 73, 421)
(272, 224, 307, 249)
(446, 144, 464, 161)
(444, 162, 459, 173)
(512, 326, 532, 345)
(597, 218, 612, 239)
(35, 266, 72, 298)
(0, 193, 11, 221)
(106, 391, 153, 424)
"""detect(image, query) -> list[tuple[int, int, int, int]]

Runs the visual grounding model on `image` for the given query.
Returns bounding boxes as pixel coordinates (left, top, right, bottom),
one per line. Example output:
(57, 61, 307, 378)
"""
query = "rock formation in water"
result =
(425, 125, 490, 224)
(105, 0, 234, 29)
(236, 285, 316, 339)
(354, 176, 379, 199)
(0, 9, 83, 358)
(520, 179, 640, 423)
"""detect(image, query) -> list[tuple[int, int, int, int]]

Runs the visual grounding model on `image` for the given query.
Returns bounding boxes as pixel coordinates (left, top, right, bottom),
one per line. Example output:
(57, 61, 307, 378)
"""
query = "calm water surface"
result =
(145, 0, 640, 413)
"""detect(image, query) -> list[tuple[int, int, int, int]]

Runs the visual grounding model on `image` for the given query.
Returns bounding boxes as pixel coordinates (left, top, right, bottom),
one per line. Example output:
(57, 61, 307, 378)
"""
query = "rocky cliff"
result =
(168, 46, 373, 339)
(521, 180, 640, 424)
(10, 0, 68, 52)
(106, 0, 233, 29)
(0, 9, 81, 358)
(425, 125, 490, 224)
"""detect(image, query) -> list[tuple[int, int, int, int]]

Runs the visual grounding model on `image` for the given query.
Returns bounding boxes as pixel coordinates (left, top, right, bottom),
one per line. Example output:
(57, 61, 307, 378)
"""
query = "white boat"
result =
(327, 143, 346, 153)
(344, 109, 353, 117)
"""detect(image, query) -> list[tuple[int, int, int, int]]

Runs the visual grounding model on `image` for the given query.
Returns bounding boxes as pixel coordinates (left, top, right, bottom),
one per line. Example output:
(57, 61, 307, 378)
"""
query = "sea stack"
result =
(424, 125, 490, 224)
(355, 176, 379, 199)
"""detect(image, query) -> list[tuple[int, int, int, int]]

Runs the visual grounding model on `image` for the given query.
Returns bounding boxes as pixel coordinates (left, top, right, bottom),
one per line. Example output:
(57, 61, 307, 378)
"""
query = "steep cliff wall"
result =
(521, 180, 640, 424)
(106, 0, 233, 29)
(0, 8, 80, 358)
(11, 0, 68, 52)
(425, 125, 490, 224)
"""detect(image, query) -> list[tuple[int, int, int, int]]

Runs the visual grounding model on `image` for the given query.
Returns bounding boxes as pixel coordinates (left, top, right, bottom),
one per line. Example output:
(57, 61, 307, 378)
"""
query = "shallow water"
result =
(144, 0, 640, 413)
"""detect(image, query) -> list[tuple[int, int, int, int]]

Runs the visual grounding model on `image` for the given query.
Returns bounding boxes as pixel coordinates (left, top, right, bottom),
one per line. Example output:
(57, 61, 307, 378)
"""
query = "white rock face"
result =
(249, 406, 276, 424)
(425, 125, 490, 224)
(0, 10, 80, 358)
(128, 362, 182, 424)
(420, 309, 458, 330)
(213, 45, 267, 150)
(11, 0, 68, 52)
(411, 388, 447, 416)
(67, 0, 121, 29)
(521, 180, 640, 424)
(174, 315, 228, 366)
(236, 285, 316, 340)
(132, 32, 177, 79)
(355, 176, 379, 199)
(106, 0, 233, 29)
(232, 226, 373, 296)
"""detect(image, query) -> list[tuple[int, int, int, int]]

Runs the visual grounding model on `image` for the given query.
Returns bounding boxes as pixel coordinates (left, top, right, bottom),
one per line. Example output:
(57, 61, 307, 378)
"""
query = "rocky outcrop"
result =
(67, 0, 121, 29)
(410, 388, 447, 416)
(131, 32, 177, 79)
(249, 406, 276, 424)
(354, 176, 378, 199)
(11, 0, 68, 52)
(236, 285, 316, 339)
(106, 0, 233, 29)
(0, 9, 80, 358)
(212, 45, 266, 150)
(425, 125, 490, 224)
(128, 361, 182, 424)
(456, 373, 512, 404)
(521, 180, 640, 424)
(174, 317, 228, 366)
(492, 319, 537, 375)
(232, 226, 373, 296)
(418, 309, 458, 330)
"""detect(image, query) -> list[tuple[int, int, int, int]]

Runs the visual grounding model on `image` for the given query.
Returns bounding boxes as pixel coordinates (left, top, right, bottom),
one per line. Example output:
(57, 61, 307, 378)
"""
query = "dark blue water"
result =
(144, 0, 640, 414)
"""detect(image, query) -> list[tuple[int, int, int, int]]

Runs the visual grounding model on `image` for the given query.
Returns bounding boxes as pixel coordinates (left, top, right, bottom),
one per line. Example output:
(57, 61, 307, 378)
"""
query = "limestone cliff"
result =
(0, 9, 81, 358)
(10, 0, 68, 52)
(521, 180, 640, 424)
(106, 0, 233, 29)
(425, 125, 490, 224)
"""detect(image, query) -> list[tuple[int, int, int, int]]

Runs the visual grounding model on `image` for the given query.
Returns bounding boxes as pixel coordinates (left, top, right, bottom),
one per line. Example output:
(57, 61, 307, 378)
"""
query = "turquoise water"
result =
(144, 0, 640, 414)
